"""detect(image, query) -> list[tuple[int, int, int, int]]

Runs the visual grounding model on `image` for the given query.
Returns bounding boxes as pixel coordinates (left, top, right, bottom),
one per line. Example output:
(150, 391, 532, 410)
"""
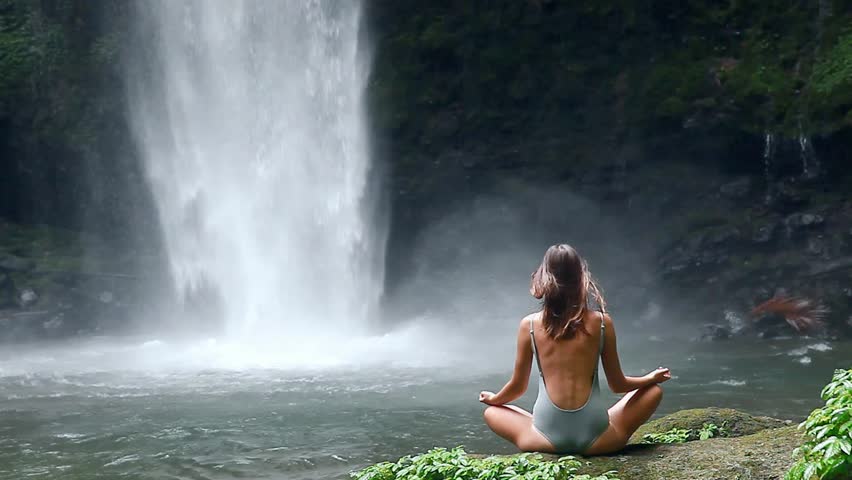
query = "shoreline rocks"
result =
(476, 408, 802, 480)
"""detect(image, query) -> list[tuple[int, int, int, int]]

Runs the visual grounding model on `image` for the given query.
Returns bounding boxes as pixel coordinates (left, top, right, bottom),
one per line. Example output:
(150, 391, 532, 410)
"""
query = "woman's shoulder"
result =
(583, 308, 612, 328)
(520, 312, 542, 329)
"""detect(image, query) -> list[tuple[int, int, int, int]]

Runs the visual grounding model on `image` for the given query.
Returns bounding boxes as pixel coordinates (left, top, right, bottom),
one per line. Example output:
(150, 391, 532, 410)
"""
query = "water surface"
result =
(0, 336, 846, 479)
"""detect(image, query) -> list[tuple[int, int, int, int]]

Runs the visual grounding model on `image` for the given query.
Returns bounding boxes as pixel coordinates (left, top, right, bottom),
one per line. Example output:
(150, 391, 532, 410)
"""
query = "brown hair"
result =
(530, 244, 606, 340)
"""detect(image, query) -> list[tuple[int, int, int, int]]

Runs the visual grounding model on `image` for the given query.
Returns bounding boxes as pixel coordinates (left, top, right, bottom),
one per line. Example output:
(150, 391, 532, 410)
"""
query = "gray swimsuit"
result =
(530, 312, 610, 454)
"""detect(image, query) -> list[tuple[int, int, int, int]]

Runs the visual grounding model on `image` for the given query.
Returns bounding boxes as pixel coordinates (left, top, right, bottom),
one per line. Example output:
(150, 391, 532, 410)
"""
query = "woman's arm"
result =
(600, 313, 671, 394)
(479, 318, 534, 405)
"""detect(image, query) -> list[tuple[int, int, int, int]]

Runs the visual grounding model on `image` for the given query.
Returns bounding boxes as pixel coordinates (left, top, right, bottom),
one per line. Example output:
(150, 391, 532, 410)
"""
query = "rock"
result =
(752, 219, 779, 244)
(784, 212, 824, 237)
(705, 226, 740, 246)
(699, 323, 731, 341)
(477, 409, 800, 480)
(0, 273, 14, 307)
(0, 253, 34, 272)
(806, 236, 825, 256)
(719, 177, 751, 198)
(17, 288, 38, 307)
(578, 425, 802, 480)
(630, 408, 790, 441)
(772, 182, 808, 211)
(43, 315, 64, 331)
(809, 256, 852, 276)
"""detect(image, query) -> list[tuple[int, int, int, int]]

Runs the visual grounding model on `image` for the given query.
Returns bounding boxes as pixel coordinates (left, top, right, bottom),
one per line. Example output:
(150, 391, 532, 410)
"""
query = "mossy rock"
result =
(630, 407, 792, 443)
(476, 409, 801, 480)
(579, 425, 802, 480)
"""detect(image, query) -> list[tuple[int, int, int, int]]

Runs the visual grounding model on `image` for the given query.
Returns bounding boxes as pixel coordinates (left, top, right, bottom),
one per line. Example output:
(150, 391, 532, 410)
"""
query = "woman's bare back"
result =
(526, 310, 603, 410)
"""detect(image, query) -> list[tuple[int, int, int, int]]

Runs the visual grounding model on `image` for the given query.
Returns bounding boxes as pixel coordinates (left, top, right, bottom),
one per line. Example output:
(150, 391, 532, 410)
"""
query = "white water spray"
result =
(127, 1, 383, 345)
(798, 127, 819, 179)
(763, 131, 775, 204)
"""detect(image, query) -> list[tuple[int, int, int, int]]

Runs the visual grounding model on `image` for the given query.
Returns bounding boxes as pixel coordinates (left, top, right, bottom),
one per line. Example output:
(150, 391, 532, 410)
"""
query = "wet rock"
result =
(17, 288, 38, 307)
(772, 182, 808, 211)
(631, 408, 790, 441)
(699, 323, 731, 341)
(482, 409, 800, 480)
(0, 253, 34, 272)
(0, 273, 14, 307)
(752, 219, 779, 244)
(705, 226, 741, 245)
(806, 236, 825, 256)
(784, 212, 824, 237)
(719, 177, 751, 198)
(43, 314, 64, 331)
(808, 256, 852, 275)
(750, 313, 789, 339)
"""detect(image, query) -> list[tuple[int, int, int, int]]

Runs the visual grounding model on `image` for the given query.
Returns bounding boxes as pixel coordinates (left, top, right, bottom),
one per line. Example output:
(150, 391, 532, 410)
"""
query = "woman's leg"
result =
(583, 384, 664, 455)
(483, 405, 555, 452)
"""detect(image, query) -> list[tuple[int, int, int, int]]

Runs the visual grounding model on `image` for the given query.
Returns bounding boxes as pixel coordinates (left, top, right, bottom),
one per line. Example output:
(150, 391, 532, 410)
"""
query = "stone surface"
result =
(476, 408, 801, 480)
(0, 253, 35, 272)
(719, 177, 751, 198)
(578, 425, 801, 480)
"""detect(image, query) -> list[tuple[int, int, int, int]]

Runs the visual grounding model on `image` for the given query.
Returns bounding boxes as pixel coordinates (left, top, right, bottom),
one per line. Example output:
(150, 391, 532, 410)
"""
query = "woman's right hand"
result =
(479, 391, 498, 405)
(646, 367, 672, 384)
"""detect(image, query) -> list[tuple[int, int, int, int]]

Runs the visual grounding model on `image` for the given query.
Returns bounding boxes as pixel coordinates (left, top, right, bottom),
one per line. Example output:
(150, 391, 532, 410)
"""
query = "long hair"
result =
(530, 244, 606, 340)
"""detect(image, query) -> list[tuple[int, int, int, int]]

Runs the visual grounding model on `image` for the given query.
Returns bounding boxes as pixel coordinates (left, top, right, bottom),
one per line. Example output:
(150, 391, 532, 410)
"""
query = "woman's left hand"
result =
(479, 391, 497, 405)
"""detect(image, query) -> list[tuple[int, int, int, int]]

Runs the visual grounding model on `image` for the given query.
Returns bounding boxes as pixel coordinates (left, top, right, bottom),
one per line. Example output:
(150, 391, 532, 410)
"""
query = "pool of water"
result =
(0, 335, 847, 479)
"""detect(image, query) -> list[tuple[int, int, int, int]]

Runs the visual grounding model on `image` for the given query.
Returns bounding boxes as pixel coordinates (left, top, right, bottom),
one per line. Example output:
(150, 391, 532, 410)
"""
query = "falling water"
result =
(763, 131, 775, 204)
(126, 1, 383, 345)
(798, 128, 819, 179)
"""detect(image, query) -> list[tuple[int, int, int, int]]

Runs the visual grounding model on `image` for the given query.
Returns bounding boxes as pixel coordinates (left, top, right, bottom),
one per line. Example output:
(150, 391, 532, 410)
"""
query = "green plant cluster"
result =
(786, 368, 852, 480)
(641, 422, 729, 444)
(350, 447, 619, 480)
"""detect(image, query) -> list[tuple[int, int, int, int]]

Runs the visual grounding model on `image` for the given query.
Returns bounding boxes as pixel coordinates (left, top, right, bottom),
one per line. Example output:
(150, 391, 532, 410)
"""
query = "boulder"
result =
(17, 288, 38, 307)
(0, 253, 34, 272)
(0, 273, 14, 307)
(472, 408, 800, 480)
(719, 177, 751, 198)
(630, 407, 791, 441)
(752, 219, 780, 244)
(579, 425, 801, 480)
(784, 212, 824, 237)
(699, 323, 731, 341)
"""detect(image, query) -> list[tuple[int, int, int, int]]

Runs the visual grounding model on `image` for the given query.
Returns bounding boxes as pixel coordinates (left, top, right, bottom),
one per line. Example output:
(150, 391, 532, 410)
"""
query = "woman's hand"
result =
(479, 391, 498, 405)
(645, 367, 672, 384)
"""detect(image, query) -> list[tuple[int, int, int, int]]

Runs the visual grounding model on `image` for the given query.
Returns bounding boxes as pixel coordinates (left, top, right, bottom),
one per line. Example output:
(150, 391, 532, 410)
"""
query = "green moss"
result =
(631, 408, 790, 443)
(462, 409, 801, 480)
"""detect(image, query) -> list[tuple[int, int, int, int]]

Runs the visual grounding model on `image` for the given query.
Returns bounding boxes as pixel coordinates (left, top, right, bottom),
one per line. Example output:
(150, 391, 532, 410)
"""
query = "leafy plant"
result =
(641, 422, 729, 444)
(786, 368, 852, 480)
(698, 422, 725, 440)
(350, 447, 619, 480)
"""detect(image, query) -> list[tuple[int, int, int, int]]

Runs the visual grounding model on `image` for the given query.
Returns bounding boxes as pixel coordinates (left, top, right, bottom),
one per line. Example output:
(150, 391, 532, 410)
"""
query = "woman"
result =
(480, 244, 671, 455)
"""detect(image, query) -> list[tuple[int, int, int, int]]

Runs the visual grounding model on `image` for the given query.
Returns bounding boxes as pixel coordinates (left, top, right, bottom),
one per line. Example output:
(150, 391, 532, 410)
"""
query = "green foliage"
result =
(811, 34, 852, 95)
(641, 422, 729, 444)
(350, 447, 619, 480)
(786, 369, 852, 480)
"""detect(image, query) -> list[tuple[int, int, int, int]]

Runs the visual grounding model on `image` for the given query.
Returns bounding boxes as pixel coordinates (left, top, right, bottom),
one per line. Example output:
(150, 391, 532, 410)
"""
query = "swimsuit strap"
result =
(530, 318, 546, 385)
(592, 308, 606, 387)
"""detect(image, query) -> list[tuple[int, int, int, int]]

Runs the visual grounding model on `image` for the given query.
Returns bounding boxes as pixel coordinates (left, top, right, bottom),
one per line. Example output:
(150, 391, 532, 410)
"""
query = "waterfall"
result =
(798, 131, 819, 179)
(126, 1, 384, 344)
(763, 132, 775, 204)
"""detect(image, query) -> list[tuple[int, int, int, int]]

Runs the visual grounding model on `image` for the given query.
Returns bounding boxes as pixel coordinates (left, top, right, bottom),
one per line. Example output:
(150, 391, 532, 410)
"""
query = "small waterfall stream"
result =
(763, 131, 775, 204)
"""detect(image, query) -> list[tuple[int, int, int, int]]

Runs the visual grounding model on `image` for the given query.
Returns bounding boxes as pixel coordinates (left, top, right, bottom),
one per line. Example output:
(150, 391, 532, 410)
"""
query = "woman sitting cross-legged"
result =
(480, 243, 671, 455)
